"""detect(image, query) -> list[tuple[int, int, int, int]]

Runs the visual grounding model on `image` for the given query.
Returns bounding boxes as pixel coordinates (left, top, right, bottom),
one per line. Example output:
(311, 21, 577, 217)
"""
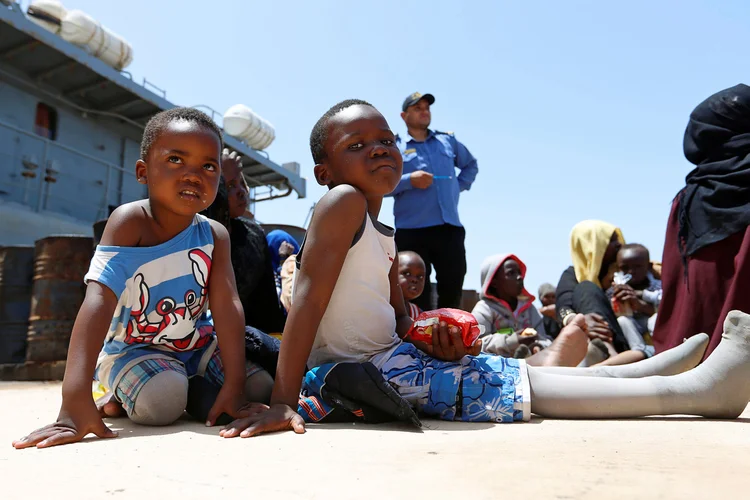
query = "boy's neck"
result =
(407, 127, 429, 142)
(148, 201, 196, 243)
(501, 296, 518, 311)
(490, 288, 518, 311)
(365, 195, 383, 219)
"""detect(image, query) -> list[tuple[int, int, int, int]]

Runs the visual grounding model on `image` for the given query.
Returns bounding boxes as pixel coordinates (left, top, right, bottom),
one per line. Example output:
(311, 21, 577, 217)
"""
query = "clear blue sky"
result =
(51, 0, 749, 298)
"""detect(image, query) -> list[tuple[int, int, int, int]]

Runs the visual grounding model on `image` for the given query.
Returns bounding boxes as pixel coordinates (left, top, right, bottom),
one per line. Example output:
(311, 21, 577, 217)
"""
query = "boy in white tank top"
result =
(219, 100, 750, 439)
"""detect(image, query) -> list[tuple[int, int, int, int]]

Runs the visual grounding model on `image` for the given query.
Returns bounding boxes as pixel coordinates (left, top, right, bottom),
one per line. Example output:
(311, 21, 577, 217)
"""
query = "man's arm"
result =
(556, 266, 578, 325)
(387, 173, 415, 197)
(453, 137, 478, 192)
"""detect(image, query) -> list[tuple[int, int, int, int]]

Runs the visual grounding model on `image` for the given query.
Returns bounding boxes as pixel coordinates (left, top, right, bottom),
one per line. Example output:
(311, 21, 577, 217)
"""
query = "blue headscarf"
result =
(266, 230, 300, 272)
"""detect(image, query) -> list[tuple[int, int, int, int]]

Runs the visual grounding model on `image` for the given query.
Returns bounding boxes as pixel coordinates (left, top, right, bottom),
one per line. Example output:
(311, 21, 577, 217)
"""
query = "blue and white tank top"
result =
(84, 215, 215, 388)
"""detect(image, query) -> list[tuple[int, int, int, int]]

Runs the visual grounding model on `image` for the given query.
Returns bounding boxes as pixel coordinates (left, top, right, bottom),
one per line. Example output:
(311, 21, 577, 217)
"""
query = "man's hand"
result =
(540, 304, 556, 319)
(220, 403, 305, 438)
(13, 397, 117, 449)
(584, 313, 614, 342)
(410, 171, 433, 189)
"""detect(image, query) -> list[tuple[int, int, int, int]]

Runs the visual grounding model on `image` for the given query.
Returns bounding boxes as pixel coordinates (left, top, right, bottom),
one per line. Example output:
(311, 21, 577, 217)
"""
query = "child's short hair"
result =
(140, 107, 223, 160)
(399, 250, 425, 267)
(621, 243, 650, 260)
(309, 99, 374, 164)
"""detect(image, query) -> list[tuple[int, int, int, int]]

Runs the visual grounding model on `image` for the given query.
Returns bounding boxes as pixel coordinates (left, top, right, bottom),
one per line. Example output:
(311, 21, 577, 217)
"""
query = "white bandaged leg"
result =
(528, 311, 750, 419)
(537, 333, 708, 378)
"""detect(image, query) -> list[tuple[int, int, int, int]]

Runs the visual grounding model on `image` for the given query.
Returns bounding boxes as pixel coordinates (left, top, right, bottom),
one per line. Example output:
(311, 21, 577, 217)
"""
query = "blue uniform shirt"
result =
(388, 130, 478, 229)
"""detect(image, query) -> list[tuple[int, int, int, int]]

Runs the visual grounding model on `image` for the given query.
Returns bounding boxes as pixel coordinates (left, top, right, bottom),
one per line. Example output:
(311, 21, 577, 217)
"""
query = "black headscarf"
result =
(678, 84, 750, 260)
(201, 178, 287, 333)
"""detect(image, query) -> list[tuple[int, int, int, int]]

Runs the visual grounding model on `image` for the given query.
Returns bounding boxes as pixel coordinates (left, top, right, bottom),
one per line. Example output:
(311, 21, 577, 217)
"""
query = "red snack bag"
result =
(407, 308, 484, 347)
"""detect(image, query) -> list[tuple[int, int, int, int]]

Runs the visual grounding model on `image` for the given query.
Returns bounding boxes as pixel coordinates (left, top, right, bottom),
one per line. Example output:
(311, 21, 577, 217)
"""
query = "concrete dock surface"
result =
(1, 382, 748, 499)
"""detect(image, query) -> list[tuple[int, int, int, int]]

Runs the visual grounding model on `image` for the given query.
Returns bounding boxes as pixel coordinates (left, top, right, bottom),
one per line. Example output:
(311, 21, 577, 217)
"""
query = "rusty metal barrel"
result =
(26, 235, 94, 363)
(0, 246, 35, 363)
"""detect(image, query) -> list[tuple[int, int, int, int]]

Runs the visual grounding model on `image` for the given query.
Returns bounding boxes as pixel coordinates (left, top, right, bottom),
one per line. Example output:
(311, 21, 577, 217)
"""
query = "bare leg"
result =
(534, 333, 708, 378)
(577, 339, 609, 367)
(529, 311, 750, 419)
(525, 316, 588, 367)
(244, 369, 273, 404)
(594, 350, 646, 367)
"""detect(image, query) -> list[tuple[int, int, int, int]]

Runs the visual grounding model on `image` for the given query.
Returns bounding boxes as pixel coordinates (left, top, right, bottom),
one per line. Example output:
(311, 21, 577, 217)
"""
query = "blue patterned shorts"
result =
(114, 347, 263, 416)
(379, 343, 530, 422)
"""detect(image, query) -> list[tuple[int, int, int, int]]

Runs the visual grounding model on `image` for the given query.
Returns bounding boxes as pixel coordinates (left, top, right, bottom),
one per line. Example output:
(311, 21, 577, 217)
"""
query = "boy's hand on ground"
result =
(220, 404, 305, 438)
(206, 386, 265, 427)
(584, 313, 613, 342)
(410, 171, 433, 189)
(13, 400, 117, 449)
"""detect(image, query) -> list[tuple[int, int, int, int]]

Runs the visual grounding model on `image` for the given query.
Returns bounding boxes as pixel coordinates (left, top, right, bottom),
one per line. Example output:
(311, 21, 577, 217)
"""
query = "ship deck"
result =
(0, 4, 305, 200)
(1, 382, 747, 499)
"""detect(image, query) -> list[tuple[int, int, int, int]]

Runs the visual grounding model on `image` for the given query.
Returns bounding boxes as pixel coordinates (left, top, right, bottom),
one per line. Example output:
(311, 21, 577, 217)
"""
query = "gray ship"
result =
(0, 1, 306, 245)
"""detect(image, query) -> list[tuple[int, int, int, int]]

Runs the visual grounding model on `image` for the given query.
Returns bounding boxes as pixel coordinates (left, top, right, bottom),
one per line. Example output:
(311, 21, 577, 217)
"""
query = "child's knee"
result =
(130, 370, 189, 426)
(244, 368, 274, 404)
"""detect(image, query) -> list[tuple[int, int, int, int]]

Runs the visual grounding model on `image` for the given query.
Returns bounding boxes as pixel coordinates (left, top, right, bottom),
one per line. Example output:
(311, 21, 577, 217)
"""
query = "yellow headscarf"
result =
(570, 220, 625, 288)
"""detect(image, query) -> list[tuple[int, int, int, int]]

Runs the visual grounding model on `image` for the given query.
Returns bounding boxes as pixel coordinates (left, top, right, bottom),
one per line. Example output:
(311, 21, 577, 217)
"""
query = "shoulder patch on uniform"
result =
(435, 130, 454, 136)
(403, 148, 416, 155)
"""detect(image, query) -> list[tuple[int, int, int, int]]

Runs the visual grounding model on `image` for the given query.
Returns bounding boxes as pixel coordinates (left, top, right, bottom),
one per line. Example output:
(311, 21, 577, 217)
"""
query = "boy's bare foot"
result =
(527, 314, 588, 367)
(96, 392, 124, 418)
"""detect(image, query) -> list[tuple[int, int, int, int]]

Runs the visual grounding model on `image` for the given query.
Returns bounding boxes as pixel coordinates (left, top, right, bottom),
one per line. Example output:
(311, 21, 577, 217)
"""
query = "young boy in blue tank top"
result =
(14, 108, 269, 449)
(221, 100, 750, 439)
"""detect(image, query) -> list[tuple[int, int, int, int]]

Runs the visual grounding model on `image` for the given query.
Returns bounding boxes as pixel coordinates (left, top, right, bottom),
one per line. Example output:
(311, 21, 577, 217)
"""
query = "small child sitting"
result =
(608, 243, 662, 358)
(14, 108, 271, 450)
(471, 254, 553, 358)
(397, 251, 426, 320)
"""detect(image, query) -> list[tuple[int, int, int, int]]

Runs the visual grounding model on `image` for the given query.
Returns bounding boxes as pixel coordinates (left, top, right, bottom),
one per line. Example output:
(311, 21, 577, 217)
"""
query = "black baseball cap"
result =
(402, 92, 435, 112)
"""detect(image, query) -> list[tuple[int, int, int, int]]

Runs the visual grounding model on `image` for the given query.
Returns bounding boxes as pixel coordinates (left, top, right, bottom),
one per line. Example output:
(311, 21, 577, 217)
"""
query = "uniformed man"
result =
(389, 92, 478, 310)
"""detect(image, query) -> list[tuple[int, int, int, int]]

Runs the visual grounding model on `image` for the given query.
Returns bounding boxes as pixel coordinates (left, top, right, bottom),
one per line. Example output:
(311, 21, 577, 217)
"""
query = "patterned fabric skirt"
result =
(379, 343, 530, 422)
(298, 342, 530, 423)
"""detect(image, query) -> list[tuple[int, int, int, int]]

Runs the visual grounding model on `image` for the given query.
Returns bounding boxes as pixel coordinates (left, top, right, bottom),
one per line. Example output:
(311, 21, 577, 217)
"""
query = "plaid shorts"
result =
(114, 347, 264, 416)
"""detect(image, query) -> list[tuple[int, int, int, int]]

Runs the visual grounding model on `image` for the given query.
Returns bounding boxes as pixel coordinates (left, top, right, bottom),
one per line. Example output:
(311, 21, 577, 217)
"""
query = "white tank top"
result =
(295, 214, 400, 369)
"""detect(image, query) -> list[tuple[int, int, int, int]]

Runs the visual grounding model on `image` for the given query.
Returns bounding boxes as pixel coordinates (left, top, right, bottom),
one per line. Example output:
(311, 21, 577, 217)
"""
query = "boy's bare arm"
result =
(12, 204, 146, 449)
(205, 221, 253, 425)
(220, 186, 367, 438)
(272, 186, 367, 407)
